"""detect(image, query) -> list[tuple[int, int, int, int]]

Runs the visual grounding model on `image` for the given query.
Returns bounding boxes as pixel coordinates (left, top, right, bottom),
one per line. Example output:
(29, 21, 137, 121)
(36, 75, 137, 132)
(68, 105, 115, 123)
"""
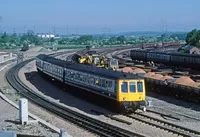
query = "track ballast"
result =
(6, 58, 145, 137)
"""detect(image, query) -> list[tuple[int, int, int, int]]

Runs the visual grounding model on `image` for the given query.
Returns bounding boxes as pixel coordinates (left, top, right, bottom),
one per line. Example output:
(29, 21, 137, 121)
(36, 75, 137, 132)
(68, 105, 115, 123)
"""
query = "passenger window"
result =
(102, 79, 106, 88)
(130, 82, 136, 92)
(96, 78, 101, 86)
(137, 82, 143, 92)
(121, 82, 128, 93)
(91, 77, 95, 85)
(107, 81, 112, 90)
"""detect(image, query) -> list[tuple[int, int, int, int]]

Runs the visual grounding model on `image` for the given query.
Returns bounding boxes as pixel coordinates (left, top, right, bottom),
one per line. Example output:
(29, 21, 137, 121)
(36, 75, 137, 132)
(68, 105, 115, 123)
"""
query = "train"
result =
(21, 45, 30, 51)
(36, 54, 146, 113)
(141, 41, 184, 49)
(130, 49, 200, 69)
(78, 54, 119, 70)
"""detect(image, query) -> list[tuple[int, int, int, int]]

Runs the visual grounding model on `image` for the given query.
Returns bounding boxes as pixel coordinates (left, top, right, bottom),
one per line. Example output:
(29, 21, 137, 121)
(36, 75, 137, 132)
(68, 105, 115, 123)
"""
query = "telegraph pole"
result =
(33, 26, 36, 32)
(13, 28, 16, 34)
(66, 25, 69, 36)
(102, 25, 111, 37)
(75, 27, 78, 36)
(161, 19, 167, 34)
(0, 16, 3, 34)
(24, 25, 27, 34)
(53, 26, 56, 35)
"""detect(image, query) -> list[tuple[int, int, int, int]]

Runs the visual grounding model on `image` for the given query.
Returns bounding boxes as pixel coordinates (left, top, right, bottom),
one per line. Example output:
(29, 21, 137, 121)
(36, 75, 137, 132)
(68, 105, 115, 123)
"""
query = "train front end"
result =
(117, 79, 146, 113)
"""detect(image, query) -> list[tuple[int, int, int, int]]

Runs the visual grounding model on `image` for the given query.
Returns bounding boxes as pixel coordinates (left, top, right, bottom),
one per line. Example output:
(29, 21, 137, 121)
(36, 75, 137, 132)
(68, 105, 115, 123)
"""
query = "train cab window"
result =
(121, 82, 128, 93)
(130, 82, 136, 92)
(137, 82, 143, 92)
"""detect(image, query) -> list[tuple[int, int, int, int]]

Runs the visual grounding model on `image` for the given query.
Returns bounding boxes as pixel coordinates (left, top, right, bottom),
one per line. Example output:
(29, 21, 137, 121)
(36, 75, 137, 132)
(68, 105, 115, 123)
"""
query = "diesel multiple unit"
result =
(36, 54, 146, 113)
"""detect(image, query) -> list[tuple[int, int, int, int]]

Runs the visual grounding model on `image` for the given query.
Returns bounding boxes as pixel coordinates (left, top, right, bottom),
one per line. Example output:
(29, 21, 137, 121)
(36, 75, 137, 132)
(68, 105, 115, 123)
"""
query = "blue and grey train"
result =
(36, 54, 146, 113)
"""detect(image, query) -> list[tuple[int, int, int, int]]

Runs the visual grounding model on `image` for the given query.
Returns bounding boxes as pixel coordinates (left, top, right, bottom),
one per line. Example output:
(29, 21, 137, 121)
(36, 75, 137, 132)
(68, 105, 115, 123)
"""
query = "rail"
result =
(6, 58, 145, 137)
(126, 112, 200, 137)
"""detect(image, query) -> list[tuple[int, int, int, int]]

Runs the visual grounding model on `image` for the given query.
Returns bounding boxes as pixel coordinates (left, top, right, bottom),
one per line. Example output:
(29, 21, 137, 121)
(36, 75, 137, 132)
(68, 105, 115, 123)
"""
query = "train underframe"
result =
(120, 101, 142, 113)
(37, 68, 142, 114)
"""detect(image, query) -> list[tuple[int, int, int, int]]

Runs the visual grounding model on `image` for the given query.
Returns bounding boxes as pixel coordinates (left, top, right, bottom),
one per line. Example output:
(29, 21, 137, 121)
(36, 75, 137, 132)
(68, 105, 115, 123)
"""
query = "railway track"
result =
(91, 108, 200, 137)
(111, 50, 200, 136)
(6, 57, 146, 137)
(126, 112, 200, 137)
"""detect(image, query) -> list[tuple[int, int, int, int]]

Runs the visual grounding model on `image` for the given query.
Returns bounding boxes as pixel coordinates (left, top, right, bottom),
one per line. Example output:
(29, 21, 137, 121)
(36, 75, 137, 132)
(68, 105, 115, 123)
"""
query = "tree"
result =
(117, 35, 126, 44)
(21, 30, 39, 45)
(186, 29, 200, 47)
(108, 37, 117, 45)
(170, 33, 186, 41)
(50, 37, 55, 44)
(77, 35, 93, 45)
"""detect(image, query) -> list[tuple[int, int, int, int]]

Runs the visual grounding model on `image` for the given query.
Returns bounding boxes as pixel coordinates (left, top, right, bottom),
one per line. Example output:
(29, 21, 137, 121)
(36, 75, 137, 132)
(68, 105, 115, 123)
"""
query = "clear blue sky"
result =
(0, 0, 199, 34)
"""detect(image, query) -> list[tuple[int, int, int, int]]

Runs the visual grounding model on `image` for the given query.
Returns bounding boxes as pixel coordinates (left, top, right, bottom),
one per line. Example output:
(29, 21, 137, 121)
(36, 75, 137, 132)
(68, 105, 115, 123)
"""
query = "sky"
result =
(0, 0, 199, 34)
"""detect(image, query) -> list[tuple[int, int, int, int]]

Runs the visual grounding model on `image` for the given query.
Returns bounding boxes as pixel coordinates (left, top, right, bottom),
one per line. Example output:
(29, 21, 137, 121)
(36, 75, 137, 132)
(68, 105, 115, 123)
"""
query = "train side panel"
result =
(64, 68, 117, 100)
(146, 52, 170, 63)
(170, 53, 200, 69)
(42, 61, 64, 82)
(130, 50, 147, 61)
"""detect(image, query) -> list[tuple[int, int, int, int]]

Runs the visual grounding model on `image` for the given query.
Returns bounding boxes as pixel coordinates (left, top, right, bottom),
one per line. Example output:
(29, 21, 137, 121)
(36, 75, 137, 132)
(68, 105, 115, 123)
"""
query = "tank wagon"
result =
(130, 49, 200, 69)
(36, 54, 146, 113)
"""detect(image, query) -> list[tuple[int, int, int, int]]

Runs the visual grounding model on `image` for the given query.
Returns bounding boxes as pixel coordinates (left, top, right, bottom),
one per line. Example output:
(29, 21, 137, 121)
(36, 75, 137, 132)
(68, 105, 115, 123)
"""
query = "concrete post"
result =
(9, 53, 13, 58)
(19, 98, 28, 125)
(60, 128, 68, 137)
(148, 100, 152, 107)
(0, 55, 3, 62)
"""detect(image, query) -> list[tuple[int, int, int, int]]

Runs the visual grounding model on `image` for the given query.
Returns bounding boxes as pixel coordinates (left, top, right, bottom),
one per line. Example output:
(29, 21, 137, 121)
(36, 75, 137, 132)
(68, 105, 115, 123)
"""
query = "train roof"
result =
(37, 54, 142, 80)
(131, 49, 171, 54)
(130, 49, 200, 57)
(169, 52, 200, 57)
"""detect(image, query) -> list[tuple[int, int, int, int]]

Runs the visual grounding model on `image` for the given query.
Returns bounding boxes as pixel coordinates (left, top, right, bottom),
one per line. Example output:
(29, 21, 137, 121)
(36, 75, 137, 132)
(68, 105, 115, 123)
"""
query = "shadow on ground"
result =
(24, 71, 115, 116)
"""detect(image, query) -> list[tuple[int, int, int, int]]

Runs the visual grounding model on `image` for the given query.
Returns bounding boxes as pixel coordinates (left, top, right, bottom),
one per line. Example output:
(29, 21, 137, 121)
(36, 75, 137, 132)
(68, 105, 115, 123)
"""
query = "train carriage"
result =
(36, 55, 45, 71)
(170, 52, 200, 68)
(130, 48, 200, 69)
(147, 52, 170, 63)
(130, 50, 147, 61)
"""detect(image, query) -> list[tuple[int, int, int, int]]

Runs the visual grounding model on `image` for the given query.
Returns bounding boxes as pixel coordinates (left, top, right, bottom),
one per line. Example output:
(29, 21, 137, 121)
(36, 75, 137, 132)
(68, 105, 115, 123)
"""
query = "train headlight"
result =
(139, 96, 142, 99)
(123, 97, 126, 101)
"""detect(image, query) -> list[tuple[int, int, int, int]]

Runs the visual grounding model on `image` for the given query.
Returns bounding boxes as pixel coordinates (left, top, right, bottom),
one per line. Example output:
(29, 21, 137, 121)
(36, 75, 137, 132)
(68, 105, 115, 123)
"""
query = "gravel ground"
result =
(1, 50, 198, 137)
(0, 64, 59, 137)
(0, 63, 99, 137)
(16, 60, 197, 137)
(146, 92, 200, 131)
(0, 96, 59, 137)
